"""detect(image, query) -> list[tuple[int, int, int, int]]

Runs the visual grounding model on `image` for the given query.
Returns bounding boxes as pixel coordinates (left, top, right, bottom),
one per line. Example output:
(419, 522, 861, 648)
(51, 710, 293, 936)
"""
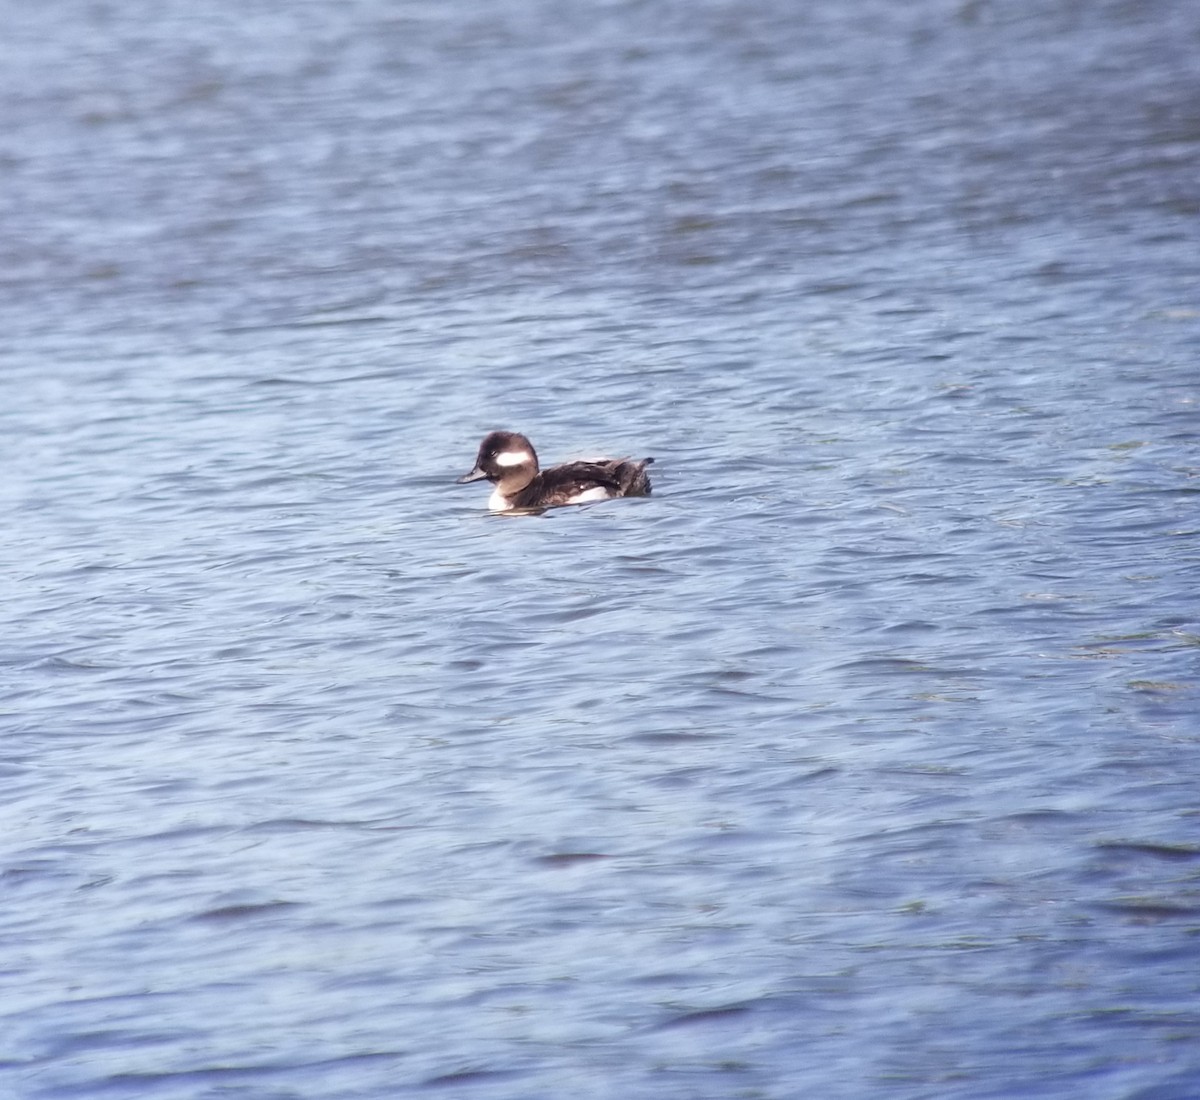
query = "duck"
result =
(457, 430, 653, 512)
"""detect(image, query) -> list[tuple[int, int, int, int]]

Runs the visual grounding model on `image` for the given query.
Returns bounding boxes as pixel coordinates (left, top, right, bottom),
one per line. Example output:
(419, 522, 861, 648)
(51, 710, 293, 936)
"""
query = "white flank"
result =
(567, 486, 612, 504)
(494, 450, 531, 467)
(488, 487, 513, 511)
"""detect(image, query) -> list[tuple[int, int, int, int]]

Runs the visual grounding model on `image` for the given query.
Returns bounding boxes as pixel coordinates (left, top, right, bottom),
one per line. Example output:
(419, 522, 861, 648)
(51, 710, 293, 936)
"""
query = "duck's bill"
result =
(456, 468, 488, 483)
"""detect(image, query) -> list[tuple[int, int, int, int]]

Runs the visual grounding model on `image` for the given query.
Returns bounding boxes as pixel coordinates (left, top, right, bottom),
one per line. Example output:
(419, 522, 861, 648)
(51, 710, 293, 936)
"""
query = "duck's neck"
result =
(489, 468, 536, 510)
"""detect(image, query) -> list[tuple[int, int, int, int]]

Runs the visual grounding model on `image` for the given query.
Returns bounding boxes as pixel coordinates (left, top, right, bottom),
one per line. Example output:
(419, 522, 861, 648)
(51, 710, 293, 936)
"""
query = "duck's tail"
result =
(617, 456, 654, 497)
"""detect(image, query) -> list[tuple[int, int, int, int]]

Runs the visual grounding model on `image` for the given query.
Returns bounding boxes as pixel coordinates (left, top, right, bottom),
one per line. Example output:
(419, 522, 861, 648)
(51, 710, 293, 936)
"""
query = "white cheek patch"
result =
(494, 450, 531, 467)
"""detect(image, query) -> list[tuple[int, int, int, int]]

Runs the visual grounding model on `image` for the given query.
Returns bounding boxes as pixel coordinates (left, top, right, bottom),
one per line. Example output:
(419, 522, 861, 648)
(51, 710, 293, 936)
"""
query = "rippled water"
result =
(3, 1, 1199, 1097)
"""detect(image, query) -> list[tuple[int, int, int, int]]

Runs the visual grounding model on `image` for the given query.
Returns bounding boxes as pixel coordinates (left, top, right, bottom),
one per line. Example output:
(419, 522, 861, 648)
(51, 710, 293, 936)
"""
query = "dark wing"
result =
(512, 463, 624, 508)
(557, 461, 626, 489)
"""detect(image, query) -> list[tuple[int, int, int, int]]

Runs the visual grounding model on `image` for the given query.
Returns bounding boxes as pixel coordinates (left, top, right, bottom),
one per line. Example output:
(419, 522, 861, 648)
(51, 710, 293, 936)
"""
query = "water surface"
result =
(2, 1, 1199, 1097)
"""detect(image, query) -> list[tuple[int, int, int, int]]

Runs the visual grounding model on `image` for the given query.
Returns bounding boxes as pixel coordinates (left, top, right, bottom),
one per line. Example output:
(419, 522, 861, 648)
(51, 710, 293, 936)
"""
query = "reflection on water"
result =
(2, 0, 1198, 1097)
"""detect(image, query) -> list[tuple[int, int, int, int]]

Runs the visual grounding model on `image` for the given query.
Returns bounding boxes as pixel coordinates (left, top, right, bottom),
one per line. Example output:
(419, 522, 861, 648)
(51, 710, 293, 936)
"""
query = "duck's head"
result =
(457, 430, 539, 490)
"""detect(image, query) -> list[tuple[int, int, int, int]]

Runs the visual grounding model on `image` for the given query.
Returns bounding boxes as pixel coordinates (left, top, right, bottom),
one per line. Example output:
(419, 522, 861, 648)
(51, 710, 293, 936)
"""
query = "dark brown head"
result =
(456, 430, 539, 490)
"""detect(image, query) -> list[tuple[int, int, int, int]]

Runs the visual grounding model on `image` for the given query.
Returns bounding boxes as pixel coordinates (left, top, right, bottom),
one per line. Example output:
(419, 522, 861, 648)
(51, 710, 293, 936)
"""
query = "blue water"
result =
(2, 1, 1199, 1097)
